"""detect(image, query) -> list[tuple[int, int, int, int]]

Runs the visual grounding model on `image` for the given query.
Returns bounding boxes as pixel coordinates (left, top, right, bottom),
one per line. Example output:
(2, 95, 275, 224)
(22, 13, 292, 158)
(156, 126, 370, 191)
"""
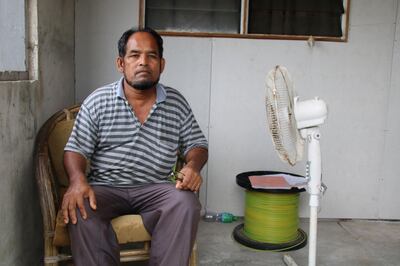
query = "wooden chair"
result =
(35, 105, 198, 265)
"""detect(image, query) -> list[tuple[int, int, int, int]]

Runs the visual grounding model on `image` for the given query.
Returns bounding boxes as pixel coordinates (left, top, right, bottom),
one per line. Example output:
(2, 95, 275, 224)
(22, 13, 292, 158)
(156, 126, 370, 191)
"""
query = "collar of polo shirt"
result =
(116, 77, 167, 103)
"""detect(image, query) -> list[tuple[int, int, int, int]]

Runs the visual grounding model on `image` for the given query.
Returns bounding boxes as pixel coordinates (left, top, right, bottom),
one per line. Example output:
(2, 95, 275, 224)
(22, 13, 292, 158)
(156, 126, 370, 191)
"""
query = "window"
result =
(143, 0, 242, 34)
(140, 0, 350, 42)
(0, 0, 29, 81)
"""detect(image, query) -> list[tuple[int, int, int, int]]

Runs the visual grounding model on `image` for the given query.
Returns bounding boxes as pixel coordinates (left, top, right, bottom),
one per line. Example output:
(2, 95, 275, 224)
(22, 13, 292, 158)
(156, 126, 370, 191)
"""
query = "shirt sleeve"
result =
(64, 104, 98, 159)
(179, 110, 208, 157)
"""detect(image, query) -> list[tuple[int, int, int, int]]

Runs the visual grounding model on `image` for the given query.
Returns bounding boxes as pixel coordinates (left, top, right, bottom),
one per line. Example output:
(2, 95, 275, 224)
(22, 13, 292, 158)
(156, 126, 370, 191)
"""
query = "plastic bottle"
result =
(203, 211, 237, 223)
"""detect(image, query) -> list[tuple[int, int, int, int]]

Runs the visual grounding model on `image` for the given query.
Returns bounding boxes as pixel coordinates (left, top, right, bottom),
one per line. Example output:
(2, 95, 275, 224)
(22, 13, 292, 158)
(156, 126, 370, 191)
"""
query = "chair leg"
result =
(43, 238, 72, 265)
(189, 242, 198, 266)
(43, 233, 57, 265)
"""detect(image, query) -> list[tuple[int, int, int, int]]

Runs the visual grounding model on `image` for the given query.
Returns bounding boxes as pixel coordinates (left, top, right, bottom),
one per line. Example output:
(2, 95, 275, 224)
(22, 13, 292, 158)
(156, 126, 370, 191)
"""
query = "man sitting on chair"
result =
(62, 27, 208, 266)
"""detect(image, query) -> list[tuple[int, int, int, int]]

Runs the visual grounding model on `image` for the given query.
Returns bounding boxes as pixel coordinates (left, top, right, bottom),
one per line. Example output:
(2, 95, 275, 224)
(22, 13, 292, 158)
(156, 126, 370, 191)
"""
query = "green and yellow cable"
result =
(244, 191, 300, 244)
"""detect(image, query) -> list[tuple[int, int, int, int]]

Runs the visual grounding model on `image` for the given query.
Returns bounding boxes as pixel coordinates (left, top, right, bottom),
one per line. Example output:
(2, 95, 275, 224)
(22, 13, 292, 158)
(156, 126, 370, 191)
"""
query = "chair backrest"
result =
(35, 105, 80, 222)
(47, 111, 76, 188)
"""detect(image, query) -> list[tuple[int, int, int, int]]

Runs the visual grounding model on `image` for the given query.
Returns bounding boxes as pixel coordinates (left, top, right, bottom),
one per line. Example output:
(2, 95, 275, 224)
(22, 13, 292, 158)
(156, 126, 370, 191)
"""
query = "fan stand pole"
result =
(309, 203, 319, 266)
(305, 128, 322, 266)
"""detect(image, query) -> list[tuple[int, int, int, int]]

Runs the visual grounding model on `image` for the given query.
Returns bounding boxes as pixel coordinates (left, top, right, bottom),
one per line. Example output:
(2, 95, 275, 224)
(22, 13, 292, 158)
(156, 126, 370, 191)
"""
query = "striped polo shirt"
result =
(65, 78, 208, 186)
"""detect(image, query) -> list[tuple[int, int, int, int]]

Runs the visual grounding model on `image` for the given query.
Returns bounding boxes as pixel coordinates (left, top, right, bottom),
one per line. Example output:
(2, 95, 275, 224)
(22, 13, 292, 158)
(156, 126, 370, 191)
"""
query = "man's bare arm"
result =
(176, 147, 208, 191)
(62, 151, 97, 224)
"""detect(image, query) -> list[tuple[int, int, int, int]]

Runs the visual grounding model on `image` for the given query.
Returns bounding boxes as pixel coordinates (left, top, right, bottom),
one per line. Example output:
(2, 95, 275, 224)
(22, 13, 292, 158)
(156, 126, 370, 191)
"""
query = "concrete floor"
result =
(124, 218, 400, 266)
(197, 218, 400, 266)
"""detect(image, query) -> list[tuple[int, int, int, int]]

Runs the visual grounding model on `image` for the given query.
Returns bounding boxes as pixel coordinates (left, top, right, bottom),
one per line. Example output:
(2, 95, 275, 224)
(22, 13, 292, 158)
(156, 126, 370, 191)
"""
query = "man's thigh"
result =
(85, 185, 132, 220)
(128, 183, 199, 211)
(129, 183, 201, 232)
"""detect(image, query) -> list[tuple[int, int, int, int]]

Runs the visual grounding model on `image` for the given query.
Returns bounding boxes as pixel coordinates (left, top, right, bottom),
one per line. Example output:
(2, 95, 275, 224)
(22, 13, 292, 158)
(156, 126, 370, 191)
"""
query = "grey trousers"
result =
(68, 183, 201, 266)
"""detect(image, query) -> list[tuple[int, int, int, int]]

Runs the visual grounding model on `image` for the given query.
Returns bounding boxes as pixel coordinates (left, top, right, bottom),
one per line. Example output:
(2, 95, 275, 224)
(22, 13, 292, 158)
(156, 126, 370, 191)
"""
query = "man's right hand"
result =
(61, 179, 97, 224)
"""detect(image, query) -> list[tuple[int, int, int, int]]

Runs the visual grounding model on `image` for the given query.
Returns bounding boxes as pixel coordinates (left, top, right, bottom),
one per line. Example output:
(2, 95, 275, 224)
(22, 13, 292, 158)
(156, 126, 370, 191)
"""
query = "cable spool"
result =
(245, 191, 299, 243)
(233, 171, 307, 251)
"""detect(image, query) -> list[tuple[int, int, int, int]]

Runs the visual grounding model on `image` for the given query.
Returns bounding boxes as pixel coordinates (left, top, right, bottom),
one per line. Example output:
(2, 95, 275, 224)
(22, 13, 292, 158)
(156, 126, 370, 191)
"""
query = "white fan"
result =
(265, 66, 328, 266)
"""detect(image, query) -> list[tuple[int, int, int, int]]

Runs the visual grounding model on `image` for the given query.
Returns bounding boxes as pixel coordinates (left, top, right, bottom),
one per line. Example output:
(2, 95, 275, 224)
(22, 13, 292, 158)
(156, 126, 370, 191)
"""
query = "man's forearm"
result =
(64, 151, 88, 184)
(184, 147, 208, 172)
(62, 151, 96, 224)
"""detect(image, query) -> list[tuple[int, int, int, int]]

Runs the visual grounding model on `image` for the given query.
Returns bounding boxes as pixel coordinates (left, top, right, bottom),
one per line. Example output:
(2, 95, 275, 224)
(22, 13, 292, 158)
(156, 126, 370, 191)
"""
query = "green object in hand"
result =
(169, 170, 183, 183)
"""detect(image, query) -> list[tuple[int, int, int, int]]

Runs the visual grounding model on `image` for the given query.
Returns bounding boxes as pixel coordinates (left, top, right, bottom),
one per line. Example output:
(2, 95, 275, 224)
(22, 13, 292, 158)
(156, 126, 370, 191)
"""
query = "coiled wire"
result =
(244, 191, 300, 244)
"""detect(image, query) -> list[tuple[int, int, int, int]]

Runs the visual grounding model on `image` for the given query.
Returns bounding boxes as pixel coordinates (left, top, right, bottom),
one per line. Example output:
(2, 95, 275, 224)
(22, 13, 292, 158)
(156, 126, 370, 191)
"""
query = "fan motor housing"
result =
(294, 97, 328, 129)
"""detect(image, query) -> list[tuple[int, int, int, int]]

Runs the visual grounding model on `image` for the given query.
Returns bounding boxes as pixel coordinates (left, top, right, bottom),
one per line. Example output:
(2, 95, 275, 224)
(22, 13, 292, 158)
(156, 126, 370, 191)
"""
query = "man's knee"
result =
(171, 190, 201, 215)
(69, 200, 101, 230)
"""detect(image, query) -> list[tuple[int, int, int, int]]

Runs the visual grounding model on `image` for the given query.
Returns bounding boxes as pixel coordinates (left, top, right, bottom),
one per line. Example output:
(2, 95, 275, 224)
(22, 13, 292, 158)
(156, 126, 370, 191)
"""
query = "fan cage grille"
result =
(265, 66, 303, 166)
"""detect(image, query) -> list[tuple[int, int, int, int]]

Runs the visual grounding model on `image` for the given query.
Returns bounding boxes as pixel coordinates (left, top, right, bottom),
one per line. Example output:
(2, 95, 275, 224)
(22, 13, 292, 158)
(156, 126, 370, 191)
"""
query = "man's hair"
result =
(117, 27, 164, 58)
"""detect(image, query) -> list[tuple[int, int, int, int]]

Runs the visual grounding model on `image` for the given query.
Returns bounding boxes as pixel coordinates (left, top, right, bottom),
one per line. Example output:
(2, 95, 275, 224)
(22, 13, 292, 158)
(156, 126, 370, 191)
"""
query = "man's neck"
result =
(123, 80, 157, 124)
(123, 80, 157, 103)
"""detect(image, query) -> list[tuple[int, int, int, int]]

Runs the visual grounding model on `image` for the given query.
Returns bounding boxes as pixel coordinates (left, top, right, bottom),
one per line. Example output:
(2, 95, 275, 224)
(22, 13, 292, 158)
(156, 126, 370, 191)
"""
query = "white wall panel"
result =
(161, 37, 212, 141)
(379, 0, 400, 219)
(160, 37, 212, 209)
(75, 0, 140, 101)
(205, 0, 399, 218)
(311, 23, 395, 219)
(206, 38, 309, 215)
(350, 0, 397, 26)
(75, 0, 400, 219)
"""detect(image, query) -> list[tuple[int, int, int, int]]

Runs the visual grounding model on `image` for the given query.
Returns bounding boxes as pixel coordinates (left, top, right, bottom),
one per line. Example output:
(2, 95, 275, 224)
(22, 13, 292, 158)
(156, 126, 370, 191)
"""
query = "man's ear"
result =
(116, 57, 124, 73)
(160, 58, 165, 74)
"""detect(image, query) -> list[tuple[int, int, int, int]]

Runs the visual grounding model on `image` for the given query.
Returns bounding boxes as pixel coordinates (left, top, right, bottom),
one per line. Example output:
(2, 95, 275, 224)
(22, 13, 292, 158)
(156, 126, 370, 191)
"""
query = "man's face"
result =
(117, 32, 165, 90)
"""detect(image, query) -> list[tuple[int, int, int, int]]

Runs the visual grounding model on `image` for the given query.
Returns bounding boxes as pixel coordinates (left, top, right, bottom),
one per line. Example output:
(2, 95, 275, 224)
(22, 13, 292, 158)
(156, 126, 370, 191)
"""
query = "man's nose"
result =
(139, 55, 148, 66)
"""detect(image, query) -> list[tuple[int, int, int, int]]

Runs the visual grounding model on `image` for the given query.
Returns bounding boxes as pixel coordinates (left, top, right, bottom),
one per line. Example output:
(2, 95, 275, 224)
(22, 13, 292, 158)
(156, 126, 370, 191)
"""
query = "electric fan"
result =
(265, 65, 328, 266)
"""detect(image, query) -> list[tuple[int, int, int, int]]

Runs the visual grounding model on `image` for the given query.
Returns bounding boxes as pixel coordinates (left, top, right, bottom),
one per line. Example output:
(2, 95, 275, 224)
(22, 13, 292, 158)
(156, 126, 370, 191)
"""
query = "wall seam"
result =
(204, 38, 214, 213)
(377, 0, 399, 218)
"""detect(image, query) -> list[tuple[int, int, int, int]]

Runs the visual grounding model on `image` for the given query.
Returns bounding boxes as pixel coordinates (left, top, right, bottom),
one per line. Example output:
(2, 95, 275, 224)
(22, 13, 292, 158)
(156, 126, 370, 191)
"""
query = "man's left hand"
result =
(175, 166, 202, 192)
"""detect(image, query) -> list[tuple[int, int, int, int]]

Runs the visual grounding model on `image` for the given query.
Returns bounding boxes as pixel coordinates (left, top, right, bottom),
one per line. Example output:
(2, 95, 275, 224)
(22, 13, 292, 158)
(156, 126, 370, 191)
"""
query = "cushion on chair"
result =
(48, 118, 90, 188)
(111, 215, 152, 244)
(48, 119, 75, 187)
(53, 211, 151, 246)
